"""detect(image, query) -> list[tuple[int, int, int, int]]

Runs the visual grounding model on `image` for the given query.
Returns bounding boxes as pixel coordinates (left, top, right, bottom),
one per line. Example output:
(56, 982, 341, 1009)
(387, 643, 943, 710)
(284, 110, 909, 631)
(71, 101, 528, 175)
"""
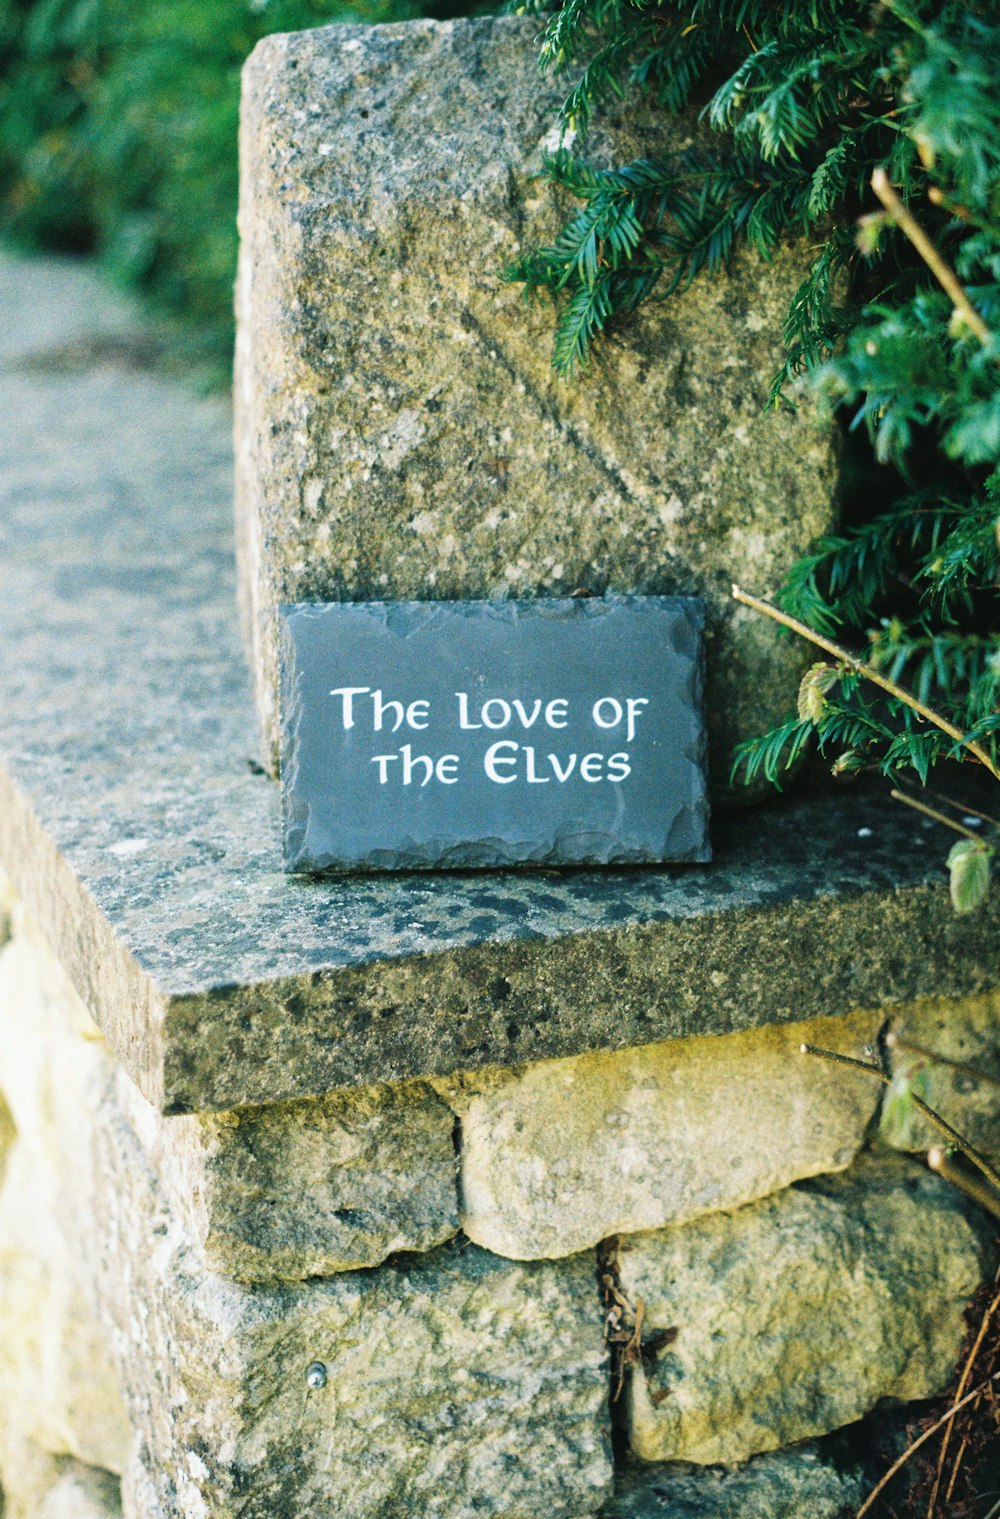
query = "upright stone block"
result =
(235, 16, 838, 781)
(617, 1154, 991, 1466)
(436, 1008, 882, 1260)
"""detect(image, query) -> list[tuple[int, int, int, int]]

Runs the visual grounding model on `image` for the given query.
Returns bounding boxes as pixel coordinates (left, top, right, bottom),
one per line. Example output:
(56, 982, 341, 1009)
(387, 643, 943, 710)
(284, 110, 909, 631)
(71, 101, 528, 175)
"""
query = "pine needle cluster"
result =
(511, 1, 999, 807)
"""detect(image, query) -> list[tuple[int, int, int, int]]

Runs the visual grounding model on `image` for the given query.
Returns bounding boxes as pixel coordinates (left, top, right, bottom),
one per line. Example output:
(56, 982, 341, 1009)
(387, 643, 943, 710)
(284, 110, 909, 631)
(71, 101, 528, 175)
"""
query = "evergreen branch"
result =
(731, 585, 1000, 781)
(871, 167, 994, 348)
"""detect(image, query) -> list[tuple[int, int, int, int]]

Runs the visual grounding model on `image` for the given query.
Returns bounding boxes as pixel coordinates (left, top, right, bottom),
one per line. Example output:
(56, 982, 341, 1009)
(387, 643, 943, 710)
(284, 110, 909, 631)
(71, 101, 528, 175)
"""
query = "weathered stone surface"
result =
(38, 1463, 122, 1519)
(94, 1088, 612, 1519)
(0, 932, 132, 1479)
(0, 1445, 121, 1519)
(605, 1443, 868, 1519)
(437, 1009, 882, 1259)
(881, 987, 1000, 1161)
(279, 596, 710, 873)
(236, 16, 837, 785)
(2, 252, 998, 1117)
(619, 1153, 992, 1466)
(0, 899, 610, 1518)
(126, 1072, 459, 1282)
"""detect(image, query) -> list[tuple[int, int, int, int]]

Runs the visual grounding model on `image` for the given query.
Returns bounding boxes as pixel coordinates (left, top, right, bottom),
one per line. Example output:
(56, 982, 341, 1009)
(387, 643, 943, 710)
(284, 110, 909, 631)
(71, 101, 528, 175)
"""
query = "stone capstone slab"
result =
(2, 251, 998, 1118)
(235, 15, 839, 785)
(436, 1008, 882, 1259)
(618, 1153, 992, 1466)
(279, 596, 710, 873)
(125, 1071, 460, 1283)
(881, 986, 1000, 1162)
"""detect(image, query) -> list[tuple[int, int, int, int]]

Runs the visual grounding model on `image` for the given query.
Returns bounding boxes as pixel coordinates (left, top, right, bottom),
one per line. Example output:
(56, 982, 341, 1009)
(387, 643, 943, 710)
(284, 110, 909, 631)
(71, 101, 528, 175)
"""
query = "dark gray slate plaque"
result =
(279, 596, 710, 873)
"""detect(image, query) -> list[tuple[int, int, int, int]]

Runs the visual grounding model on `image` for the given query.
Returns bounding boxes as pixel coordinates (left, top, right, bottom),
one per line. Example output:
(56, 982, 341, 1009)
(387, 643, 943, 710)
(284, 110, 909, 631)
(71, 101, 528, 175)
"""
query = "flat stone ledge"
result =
(1, 251, 998, 1114)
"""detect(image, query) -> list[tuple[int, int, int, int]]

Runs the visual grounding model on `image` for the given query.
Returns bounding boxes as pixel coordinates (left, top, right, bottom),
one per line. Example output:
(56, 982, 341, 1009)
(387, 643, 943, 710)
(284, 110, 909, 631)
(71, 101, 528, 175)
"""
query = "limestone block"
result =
(6, 870, 459, 1286)
(618, 1153, 991, 1466)
(0, 906, 611, 1518)
(38, 1463, 122, 1519)
(881, 987, 1000, 1161)
(0, 1437, 120, 1519)
(235, 16, 838, 782)
(92, 1083, 612, 1519)
(0, 934, 132, 1479)
(124, 1073, 459, 1282)
(437, 1009, 882, 1260)
(605, 1443, 867, 1519)
(0, 1435, 65, 1519)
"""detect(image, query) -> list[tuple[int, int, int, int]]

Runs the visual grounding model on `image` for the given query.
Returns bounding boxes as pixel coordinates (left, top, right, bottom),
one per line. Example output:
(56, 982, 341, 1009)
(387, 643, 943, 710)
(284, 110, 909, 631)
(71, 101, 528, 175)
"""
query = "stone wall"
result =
(0, 885, 995, 1519)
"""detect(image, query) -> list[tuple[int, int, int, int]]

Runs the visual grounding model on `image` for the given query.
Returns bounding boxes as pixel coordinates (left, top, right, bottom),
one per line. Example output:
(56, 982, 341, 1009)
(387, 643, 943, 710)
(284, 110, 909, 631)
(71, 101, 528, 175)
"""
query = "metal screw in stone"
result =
(305, 1361, 328, 1390)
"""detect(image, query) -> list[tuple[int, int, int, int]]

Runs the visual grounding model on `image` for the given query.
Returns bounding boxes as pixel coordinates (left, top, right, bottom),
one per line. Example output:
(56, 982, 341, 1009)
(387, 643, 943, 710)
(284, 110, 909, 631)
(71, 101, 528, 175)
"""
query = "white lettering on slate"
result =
(335, 683, 649, 787)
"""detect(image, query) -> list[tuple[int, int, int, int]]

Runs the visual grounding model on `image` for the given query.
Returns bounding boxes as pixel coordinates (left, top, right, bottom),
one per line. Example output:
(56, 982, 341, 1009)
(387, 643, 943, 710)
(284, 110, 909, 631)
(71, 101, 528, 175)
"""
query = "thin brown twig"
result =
(800, 1045, 1000, 1192)
(928, 1149, 1000, 1222)
(927, 184, 975, 223)
(911, 783, 1000, 830)
(941, 1433, 968, 1507)
(871, 168, 994, 347)
(887, 1031, 1000, 1092)
(730, 585, 1000, 781)
(928, 1272, 1000, 1516)
(889, 788, 985, 841)
(855, 1373, 1000, 1517)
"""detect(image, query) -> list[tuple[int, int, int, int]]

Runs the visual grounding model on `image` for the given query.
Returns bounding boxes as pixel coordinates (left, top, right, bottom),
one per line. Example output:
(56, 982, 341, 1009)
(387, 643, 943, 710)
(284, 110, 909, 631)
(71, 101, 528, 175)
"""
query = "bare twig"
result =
(889, 788, 986, 840)
(927, 1271, 1000, 1514)
(927, 1148, 1000, 1223)
(855, 1373, 1000, 1517)
(731, 585, 1000, 781)
(800, 1044, 1000, 1192)
(886, 1030, 1000, 1092)
(910, 783, 1000, 829)
(871, 167, 994, 347)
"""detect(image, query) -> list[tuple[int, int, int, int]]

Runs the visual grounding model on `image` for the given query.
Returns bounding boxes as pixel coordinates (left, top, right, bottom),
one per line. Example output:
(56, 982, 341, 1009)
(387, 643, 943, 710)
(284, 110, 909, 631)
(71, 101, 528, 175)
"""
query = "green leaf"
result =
(947, 839, 992, 915)
(879, 1067, 931, 1149)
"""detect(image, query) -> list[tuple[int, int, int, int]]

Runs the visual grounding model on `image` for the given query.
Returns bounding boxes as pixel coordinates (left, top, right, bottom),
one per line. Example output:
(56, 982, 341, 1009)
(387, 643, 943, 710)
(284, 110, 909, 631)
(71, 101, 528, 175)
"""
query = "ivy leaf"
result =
(946, 838, 992, 915)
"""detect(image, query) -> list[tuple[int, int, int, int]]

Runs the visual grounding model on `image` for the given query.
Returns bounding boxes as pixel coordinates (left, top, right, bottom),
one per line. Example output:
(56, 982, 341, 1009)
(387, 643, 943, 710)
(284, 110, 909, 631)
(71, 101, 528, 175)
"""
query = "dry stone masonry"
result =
(2, 42, 1000, 1519)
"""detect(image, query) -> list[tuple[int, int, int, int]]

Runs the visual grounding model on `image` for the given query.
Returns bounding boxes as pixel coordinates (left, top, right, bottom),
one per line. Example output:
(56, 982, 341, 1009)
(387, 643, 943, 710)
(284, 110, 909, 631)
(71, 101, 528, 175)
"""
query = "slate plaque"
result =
(279, 596, 710, 874)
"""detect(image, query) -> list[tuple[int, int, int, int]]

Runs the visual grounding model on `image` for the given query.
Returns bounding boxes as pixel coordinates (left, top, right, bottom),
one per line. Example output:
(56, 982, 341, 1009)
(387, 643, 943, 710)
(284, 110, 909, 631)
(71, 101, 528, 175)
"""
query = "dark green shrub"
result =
(0, 0, 469, 376)
(512, 2, 999, 815)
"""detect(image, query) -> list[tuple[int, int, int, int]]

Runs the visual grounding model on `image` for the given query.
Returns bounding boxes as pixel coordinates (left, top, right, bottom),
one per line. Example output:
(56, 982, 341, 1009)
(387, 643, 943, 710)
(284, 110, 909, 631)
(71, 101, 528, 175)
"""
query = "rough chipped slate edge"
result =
(278, 595, 711, 875)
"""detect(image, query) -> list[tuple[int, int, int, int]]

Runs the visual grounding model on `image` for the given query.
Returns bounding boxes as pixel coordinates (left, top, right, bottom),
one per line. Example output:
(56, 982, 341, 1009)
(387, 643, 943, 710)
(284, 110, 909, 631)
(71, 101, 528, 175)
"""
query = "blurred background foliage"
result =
(0, 0, 473, 380)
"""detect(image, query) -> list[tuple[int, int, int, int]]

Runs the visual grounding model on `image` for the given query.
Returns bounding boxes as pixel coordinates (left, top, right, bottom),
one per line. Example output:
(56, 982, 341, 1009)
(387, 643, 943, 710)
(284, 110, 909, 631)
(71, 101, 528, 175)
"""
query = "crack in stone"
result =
(460, 307, 648, 520)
